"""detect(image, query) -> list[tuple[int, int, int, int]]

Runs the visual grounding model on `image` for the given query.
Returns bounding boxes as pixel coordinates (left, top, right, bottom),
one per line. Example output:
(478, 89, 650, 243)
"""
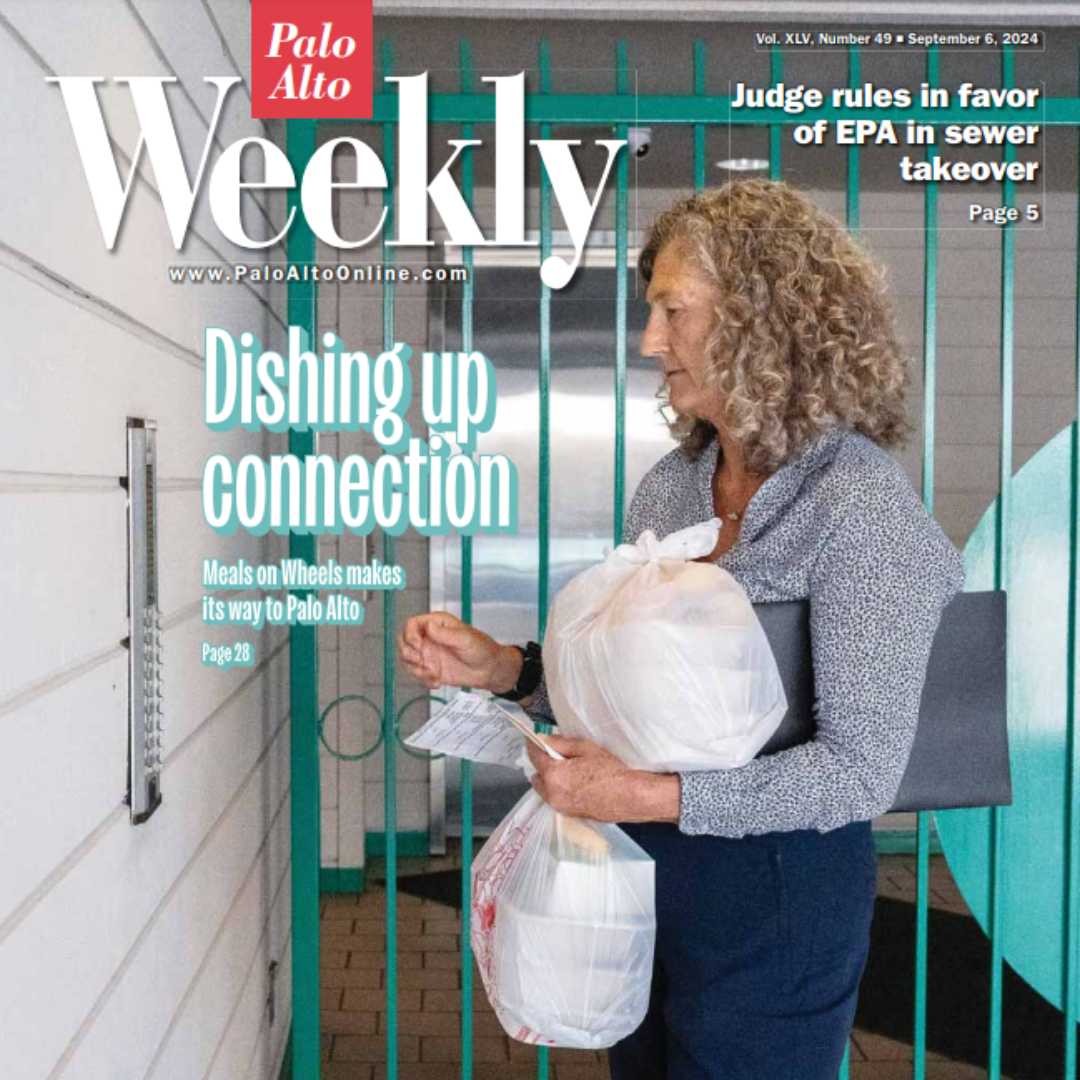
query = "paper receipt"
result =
(404, 691, 537, 768)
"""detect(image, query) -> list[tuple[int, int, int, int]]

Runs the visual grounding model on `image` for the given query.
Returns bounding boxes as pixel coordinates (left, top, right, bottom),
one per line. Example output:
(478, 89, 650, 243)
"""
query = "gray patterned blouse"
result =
(526, 426, 966, 837)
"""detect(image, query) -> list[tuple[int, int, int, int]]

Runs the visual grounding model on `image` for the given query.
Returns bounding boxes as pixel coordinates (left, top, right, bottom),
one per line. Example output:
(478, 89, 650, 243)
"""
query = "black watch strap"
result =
(497, 641, 543, 702)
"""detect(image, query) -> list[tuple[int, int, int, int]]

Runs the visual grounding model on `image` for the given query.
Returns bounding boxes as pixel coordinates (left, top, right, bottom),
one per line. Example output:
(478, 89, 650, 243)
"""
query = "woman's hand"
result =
(397, 612, 523, 693)
(527, 735, 682, 824)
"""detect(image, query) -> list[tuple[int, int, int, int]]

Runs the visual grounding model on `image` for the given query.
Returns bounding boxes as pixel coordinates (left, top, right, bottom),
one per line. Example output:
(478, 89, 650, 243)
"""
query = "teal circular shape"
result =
(318, 694, 385, 762)
(937, 424, 1077, 1010)
(395, 693, 449, 761)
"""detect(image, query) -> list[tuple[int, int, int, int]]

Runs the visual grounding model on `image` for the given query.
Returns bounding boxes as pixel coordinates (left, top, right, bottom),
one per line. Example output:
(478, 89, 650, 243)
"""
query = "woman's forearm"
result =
(487, 644, 524, 695)
(631, 771, 682, 823)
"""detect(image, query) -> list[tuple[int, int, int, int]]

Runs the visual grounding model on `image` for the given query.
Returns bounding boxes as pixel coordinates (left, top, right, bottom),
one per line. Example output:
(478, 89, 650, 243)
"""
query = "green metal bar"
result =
(846, 45, 860, 233)
(296, 38, 1080, 1079)
(694, 41, 706, 192)
(914, 45, 940, 1080)
(988, 43, 1016, 1080)
(381, 39, 400, 1080)
(285, 116, 321, 1080)
(538, 42, 552, 641)
(344, 94, 1077, 126)
(614, 41, 629, 545)
(1066, 49, 1080, 1080)
(459, 40, 476, 1080)
(769, 46, 783, 180)
(839, 1040, 850, 1080)
(536, 42, 553, 1080)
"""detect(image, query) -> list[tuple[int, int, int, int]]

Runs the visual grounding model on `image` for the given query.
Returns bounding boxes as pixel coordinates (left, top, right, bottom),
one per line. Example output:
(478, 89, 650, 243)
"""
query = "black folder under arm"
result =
(753, 592, 1010, 812)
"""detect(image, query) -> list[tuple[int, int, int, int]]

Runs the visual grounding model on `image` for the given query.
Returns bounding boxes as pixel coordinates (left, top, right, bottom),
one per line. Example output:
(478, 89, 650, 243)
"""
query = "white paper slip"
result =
(487, 699, 565, 760)
(405, 691, 535, 768)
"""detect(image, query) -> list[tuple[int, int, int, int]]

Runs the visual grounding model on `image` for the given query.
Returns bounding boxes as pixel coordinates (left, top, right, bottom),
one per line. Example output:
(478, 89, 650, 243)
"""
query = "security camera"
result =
(627, 127, 652, 158)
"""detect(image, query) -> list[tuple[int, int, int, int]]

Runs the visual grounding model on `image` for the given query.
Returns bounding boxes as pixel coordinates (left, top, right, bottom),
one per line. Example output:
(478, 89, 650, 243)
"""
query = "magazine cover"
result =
(2, 1, 1079, 1078)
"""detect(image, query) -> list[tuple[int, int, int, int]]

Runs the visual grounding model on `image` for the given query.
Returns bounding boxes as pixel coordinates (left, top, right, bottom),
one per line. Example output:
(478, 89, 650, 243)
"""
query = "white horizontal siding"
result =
(0, 264, 257, 479)
(131, 0, 263, 151)
(0, 645, 288, 1080)
(0, 658, 128, 933)
(230, 930, 294, 1080)
(0, 622, 282, 931)
(200, 0, 254, 94)
(4, 0, 279, 260)
(149, 846, 292, 1080)
(0, 492, 127, 699)
(59, 716, 291, 1080)
(0, 21, 281, 360)
(0, 2, 292, 1078)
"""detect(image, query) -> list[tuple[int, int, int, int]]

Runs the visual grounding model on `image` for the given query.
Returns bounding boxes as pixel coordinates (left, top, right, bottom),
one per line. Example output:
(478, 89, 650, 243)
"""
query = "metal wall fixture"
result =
(124, 418, 163, 825)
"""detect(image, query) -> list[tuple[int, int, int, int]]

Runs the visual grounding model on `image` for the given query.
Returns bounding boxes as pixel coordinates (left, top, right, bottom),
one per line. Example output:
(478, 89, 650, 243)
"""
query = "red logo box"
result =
(251, 0, 372, 119)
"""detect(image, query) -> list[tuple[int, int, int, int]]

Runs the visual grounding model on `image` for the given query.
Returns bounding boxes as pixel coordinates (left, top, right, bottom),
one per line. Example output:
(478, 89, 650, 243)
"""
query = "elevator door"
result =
(428, 261, 672, 842)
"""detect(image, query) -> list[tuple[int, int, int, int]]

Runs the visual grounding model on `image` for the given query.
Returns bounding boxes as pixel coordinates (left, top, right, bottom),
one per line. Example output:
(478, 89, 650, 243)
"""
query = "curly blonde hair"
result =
(639, 178, 912, 473)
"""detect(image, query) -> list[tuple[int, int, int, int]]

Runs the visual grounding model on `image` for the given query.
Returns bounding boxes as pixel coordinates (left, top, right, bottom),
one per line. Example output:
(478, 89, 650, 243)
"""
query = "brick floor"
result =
(319, 851, 999, 1079)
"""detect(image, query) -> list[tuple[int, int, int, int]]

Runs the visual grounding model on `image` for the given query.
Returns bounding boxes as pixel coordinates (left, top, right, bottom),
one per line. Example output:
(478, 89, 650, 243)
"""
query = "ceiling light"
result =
(715, 157, 770, 172)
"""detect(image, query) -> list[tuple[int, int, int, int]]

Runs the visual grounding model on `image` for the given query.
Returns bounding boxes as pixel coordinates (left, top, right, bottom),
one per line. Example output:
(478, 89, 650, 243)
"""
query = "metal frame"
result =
(284, 39, 1080, 1080)
(125, 418, 163, 825)
(374, 0, 1080, 24)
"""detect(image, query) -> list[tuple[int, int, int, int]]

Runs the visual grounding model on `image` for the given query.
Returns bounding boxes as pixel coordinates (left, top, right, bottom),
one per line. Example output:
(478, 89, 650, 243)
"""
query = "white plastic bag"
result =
(471, 790, 655, 1049)
(471, 517, 785, 1047)
(543, 517, 788, 772)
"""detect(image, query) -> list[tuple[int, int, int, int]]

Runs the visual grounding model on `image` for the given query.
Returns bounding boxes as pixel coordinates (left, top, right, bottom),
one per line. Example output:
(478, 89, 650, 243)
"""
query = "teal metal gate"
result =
(284, 37, 1080, 1080)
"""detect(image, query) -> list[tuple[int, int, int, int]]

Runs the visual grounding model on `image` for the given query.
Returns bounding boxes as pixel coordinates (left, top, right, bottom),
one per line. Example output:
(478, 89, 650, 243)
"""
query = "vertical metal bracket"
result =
(126, 418, 163, 824)
(267, 960, 279, 1026)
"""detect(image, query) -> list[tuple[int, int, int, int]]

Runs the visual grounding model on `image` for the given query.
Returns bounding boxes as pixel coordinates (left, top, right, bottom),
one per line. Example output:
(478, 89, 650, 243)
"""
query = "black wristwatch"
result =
(497, 641, 544, 702)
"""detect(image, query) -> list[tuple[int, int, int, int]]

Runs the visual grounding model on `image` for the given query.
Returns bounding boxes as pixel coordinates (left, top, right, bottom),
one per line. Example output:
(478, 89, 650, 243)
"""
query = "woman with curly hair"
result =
(399, 179, 964, 1079)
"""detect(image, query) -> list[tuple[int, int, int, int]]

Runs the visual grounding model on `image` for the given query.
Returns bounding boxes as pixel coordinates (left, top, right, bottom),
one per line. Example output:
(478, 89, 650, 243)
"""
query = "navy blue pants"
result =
(608, 820, 877, 1080)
